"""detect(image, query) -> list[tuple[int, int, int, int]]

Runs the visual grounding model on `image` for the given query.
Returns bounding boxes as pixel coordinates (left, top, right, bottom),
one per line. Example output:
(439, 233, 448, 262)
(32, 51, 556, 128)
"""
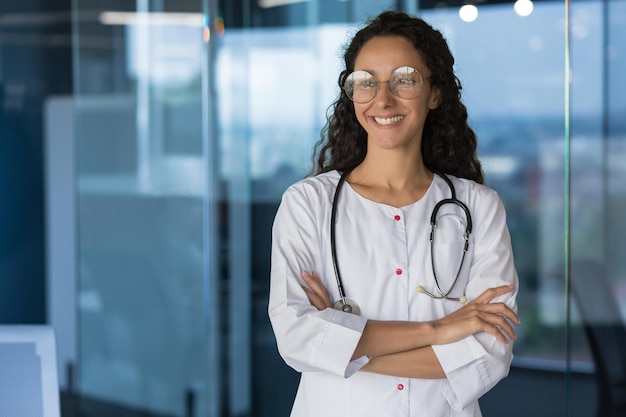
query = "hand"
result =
(301, 271, 332, 310)
(430, 285, 520, 345)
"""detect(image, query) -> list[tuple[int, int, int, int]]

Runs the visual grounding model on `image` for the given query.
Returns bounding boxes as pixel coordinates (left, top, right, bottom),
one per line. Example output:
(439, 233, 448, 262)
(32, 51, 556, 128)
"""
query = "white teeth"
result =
(374, 115, 403, 125)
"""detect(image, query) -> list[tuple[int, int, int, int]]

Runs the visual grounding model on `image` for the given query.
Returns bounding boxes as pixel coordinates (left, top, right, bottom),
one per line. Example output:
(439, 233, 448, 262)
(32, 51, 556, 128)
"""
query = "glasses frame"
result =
(343, 66, 431, 104)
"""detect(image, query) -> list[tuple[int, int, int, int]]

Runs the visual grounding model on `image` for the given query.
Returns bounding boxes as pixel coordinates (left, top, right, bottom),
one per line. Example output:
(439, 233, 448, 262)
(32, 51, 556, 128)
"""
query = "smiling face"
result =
(352, 36, 441, 155)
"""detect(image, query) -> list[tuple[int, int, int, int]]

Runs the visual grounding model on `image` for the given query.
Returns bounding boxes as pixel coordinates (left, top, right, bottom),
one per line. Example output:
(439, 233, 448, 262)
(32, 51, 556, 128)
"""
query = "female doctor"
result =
(268, 10, 520, 417)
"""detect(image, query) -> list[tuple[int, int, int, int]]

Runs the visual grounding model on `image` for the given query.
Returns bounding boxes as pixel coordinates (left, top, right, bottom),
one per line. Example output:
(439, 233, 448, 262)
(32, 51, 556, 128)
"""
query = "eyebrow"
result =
(354, 66, 424, 76)
(352, 68, 376, 74)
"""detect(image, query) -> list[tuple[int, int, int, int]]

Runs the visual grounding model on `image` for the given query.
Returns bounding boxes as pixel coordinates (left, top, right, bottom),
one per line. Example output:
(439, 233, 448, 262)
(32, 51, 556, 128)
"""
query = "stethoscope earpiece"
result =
(416, 285, 468, 304)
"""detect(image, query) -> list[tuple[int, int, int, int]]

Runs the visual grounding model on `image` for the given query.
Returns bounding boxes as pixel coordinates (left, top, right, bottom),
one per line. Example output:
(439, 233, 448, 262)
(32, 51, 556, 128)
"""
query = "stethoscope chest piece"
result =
(333, 298, 361, 316)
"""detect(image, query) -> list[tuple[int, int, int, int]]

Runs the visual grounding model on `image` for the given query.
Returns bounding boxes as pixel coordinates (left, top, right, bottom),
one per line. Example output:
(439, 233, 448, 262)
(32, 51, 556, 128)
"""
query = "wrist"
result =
(414, 321, 437, 348)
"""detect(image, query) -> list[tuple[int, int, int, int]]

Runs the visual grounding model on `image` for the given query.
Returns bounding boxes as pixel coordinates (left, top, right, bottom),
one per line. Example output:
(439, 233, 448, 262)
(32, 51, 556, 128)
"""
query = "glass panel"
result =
(233, 1, 569, 416)
(214, 2, 399, 415)
(423, 2, 570, 364)
(73, 1, 217, 415)
(219, 0, 572, 415)
(68, 0, 626, 415)
(0, 1, 52, 325)
(569, 0, 626, 416)
(395, 5, 571, 416)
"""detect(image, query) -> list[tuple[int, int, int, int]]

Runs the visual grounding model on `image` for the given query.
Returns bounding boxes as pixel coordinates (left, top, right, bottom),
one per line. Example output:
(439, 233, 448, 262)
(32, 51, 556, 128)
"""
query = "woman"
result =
(268, 10, 520, 417)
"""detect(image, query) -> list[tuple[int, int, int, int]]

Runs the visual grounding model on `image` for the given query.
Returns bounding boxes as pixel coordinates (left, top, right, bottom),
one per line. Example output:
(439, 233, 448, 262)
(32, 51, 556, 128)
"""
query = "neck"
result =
(349, 149, 431, 191)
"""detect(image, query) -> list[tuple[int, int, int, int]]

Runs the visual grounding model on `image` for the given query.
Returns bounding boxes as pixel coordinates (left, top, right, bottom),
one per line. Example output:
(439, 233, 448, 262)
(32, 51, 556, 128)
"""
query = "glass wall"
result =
(73, 0, 218, 415)
(68, 0, 626, 416)
(568, 0, 626, 415)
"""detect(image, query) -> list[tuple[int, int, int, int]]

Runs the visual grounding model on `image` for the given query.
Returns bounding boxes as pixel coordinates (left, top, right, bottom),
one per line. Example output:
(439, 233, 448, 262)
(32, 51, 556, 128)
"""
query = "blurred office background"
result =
(1, 0, 625, 415)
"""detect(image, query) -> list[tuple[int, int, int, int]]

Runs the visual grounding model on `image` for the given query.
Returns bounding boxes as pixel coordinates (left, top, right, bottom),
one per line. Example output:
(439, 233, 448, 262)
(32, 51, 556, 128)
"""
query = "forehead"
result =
(354, 36, 426, 74)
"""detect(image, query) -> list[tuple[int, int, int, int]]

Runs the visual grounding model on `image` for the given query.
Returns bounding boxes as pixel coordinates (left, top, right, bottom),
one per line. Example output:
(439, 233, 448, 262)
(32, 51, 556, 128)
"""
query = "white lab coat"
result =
(268, 170, 518, 417)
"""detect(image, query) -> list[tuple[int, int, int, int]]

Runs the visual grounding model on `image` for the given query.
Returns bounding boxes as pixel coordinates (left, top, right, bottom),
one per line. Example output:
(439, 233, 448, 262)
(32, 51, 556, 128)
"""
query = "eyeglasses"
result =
(343, 66, 430, 104)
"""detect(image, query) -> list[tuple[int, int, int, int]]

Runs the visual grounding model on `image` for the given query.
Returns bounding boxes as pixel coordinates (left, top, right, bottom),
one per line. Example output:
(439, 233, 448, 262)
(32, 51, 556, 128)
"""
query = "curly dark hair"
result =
(311, 10, 484, 184)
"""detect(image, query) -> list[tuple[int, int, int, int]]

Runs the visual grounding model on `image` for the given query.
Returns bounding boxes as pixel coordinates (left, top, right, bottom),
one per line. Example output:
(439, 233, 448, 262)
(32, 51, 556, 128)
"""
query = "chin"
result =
(371, 137, 412, 150)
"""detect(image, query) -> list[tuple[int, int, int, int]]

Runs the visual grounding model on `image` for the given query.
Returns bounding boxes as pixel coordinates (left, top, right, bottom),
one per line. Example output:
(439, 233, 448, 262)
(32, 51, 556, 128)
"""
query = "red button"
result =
(396, 268, 403, 275)
(394, 215, 401, 221)
(397, 384, 404, 391)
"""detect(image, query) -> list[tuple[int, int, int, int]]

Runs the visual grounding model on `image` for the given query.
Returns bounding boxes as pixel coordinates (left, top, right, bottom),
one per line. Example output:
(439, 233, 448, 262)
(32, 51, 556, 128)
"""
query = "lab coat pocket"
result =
(431, 240, 468, 293)
(430, 214, 469, 299)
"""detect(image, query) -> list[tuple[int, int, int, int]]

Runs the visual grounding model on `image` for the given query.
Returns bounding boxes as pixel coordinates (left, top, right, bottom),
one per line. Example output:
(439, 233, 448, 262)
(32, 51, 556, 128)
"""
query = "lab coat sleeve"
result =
(268, 183, 369, 378)
(431, 187, 518, 411)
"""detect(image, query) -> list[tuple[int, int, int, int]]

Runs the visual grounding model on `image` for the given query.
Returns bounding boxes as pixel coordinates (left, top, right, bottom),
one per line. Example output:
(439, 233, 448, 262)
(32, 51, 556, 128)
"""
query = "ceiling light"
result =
(99, 12, 204, 27)
(258, 0, 310, 8)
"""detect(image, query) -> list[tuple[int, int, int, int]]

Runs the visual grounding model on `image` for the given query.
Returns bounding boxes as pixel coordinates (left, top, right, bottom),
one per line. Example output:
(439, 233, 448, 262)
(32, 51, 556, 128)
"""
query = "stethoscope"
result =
(330, 169, 473, 315)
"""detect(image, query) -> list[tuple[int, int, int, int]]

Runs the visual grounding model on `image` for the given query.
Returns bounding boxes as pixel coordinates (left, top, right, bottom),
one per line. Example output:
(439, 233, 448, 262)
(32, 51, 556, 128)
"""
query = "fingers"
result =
(473, 285, 515, 304)
(440, 311, 517, 345)
(301, 271, 332, 309)
(475, 307, 518, 341)
(481, 322, 511, 344)
(433, 289, 521, 345)
(469, 297, 519, 322)
(465, 296, 520, 341)
(470, 303, 521, 343)
(301, 271, 326, 297)
(480, 302, 521, 325)
(301, 285, 327, 311)
(470, 285, 521, 336)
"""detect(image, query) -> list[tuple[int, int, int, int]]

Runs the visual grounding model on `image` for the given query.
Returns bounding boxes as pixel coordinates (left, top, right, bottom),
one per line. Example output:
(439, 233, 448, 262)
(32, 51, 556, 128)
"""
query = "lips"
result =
(373, 115, 404, 125)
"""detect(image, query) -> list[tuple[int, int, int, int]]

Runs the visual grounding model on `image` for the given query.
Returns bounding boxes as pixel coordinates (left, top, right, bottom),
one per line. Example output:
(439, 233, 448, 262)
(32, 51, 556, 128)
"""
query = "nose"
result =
(374, 80, 395, 105)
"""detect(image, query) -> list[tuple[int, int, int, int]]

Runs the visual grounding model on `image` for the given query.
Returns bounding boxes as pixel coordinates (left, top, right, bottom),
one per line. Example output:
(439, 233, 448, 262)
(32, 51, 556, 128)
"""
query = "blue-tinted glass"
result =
(63, 0, 626, 416)
(74, 1, 214, 415)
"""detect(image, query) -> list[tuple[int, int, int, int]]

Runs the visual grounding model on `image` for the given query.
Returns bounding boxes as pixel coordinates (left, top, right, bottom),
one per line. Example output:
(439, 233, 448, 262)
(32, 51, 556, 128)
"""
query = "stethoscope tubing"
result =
(426, 173, 472, 302)
(330, 170, 349, 307)
(330, 169, 473, 314)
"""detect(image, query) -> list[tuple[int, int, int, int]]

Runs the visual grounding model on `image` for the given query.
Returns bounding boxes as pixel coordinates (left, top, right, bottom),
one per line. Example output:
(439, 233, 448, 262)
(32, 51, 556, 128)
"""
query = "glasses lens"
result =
(390, 66, 423, 99)
(344, 70, 376, 103)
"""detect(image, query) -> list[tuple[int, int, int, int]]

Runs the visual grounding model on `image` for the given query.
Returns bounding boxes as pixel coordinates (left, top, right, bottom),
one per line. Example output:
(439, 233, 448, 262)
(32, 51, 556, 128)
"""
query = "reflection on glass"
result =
(69, 0, 626, 414)
(74, 1, 212, 415)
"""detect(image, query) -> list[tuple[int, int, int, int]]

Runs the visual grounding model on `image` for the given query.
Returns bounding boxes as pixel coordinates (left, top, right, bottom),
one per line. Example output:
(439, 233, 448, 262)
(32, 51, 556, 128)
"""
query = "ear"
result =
(428, 86, 442, 110)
